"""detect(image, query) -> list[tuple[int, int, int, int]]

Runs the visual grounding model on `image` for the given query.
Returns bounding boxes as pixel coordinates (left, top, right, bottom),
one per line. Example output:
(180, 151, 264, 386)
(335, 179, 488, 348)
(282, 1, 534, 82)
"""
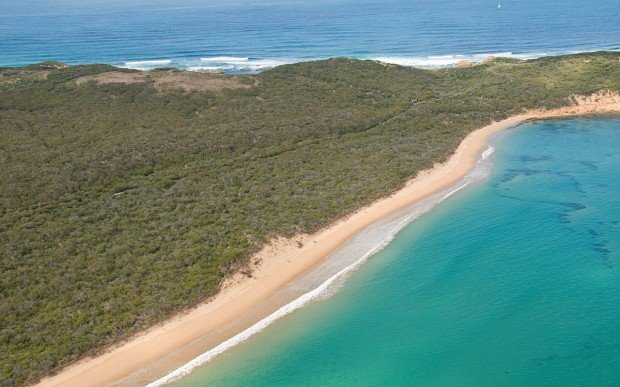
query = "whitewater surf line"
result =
(145, 159, 497, 385)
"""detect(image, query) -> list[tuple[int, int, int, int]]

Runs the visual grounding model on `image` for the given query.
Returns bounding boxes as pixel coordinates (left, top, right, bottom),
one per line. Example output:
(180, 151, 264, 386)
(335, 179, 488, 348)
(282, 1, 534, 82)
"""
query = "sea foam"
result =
(481, 146, 495, 160)
(200, 56, 250, 63)
(370, 52, 549, 67)
(123, 59, 173, 71)
(188, 57, 294, 72)
(120, 52, 553, 73)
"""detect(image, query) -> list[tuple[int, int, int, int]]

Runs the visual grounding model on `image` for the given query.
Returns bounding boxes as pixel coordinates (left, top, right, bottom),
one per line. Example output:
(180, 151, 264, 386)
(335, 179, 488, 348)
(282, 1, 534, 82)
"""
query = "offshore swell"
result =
(2, 0, 619, 71)
(147, 145, 497, 385)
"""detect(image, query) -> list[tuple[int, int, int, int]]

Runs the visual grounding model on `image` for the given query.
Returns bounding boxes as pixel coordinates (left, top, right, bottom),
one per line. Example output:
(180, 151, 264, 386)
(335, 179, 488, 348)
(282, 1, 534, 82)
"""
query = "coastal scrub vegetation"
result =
(1, 52, 619, 385)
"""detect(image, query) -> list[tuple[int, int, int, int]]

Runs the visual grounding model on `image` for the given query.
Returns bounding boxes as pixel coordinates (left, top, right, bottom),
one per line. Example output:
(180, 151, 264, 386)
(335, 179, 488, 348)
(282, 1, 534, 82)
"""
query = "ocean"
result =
(1, 0, 619, 72)
(165, 117, 620, 385)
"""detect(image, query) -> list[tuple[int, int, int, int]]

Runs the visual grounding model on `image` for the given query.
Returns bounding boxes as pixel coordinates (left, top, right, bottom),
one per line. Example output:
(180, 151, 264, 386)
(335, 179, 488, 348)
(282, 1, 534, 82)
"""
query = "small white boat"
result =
(497, 3, 501, 8)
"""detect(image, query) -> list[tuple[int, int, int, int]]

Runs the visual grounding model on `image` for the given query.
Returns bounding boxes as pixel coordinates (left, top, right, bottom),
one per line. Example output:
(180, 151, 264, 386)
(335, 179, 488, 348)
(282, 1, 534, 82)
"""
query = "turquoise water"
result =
(175, 117, 620, 386)
(1, 0, 619, 71)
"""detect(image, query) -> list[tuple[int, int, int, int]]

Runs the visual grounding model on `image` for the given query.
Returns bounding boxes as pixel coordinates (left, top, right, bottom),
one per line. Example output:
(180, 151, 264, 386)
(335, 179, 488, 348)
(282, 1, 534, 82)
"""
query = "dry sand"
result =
(38, 92, 620, 386)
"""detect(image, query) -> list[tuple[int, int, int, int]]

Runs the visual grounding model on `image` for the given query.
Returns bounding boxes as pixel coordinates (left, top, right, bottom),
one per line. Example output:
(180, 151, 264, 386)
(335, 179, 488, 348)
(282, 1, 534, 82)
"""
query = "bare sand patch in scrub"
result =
(76, 70, 256, 92)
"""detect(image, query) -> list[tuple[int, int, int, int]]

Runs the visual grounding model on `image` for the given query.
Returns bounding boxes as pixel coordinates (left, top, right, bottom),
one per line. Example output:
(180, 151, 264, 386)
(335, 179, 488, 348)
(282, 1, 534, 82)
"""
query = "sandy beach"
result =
(38, 91, 620, 387)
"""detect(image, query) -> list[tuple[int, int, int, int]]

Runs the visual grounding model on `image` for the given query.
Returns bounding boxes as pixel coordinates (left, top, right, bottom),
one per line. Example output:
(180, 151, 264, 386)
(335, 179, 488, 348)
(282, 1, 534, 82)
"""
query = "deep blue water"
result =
(1, 0, 619, 71)
(173, 117, 620, 385)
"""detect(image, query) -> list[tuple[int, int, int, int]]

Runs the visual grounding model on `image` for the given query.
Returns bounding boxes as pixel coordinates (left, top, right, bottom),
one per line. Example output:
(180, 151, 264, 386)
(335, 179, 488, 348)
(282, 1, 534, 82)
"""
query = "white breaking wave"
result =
(200, 56, 250, 63)
(123, 59, 173, 70)
(121, 57, 295, 72)
(442, 183, 469, 200)
(220, 58, 295, 71)
(125, 59, 172, 65)
(116, 50, 617, 73)
(186, 65, 225, 72)
(371, 52, 550, 67)
(372, 55, 460, 67)
(191, 58, 294, 72)
(481, 146, 495, 160)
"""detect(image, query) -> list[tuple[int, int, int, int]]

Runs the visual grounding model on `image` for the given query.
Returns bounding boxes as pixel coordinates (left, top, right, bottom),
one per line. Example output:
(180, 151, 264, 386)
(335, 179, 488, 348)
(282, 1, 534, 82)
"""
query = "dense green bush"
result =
(0, 52, 619, 385)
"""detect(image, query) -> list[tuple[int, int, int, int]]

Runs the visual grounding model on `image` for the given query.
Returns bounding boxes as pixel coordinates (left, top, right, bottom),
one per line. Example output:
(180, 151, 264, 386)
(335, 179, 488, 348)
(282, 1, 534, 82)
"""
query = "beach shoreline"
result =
(37, 92, 620, 387)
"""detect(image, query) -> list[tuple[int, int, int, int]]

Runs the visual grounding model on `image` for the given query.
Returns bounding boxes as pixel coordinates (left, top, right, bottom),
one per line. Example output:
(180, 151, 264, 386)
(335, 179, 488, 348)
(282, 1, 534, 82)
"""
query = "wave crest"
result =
(200, 56, 250, 63)
(123, 59, 172, 70)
